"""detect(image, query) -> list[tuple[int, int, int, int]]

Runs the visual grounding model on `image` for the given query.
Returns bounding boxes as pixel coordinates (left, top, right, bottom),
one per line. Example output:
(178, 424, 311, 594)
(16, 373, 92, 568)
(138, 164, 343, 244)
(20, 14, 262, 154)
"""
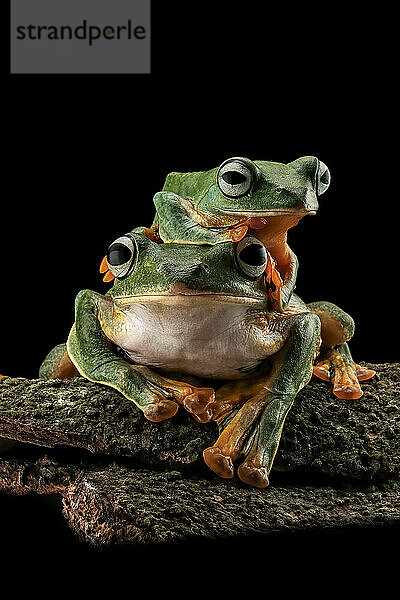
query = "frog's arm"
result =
(153, 191, 222, 244)
(67, 289, 215, 422)
(153, 191, 249, 245)
(203, 311, 321, 487)
(67, 289, 180, 422)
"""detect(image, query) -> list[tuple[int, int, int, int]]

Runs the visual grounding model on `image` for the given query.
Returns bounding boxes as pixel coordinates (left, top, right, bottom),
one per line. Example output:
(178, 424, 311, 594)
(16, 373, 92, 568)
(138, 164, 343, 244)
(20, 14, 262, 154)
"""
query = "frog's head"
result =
(104, 233, 269, 309)
(162, 156, 330, 224)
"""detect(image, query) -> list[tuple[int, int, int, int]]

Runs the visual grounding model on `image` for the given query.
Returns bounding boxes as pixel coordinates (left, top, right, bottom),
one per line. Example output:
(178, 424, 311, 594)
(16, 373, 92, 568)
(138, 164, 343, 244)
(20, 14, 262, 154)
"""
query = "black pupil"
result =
(320, 170, 329, 184)
(239, 244, 266, 266)
(222, 170, 247, 185)
(107, 243, 132, 266)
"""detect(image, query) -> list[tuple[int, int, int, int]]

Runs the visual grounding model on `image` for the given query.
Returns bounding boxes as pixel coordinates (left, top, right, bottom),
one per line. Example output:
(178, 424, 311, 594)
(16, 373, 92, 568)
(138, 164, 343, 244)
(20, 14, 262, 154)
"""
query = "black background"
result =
(2, 1, 398, 579)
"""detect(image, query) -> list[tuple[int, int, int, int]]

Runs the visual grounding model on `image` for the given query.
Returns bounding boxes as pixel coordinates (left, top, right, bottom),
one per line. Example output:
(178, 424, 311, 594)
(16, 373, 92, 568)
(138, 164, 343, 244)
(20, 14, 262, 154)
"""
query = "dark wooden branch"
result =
(1, 452, 398, 547)
(1, 363, 399, 481)
(0, 363, 399, 547)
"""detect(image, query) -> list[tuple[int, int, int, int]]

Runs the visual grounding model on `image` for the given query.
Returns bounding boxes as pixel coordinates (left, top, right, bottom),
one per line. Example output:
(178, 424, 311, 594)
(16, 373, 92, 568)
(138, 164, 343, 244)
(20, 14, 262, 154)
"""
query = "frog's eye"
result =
(217, 158, 256, 198)
(317, 161, 331, 195)
(106, 235, 136, 280)
(235, 236, 268, 279)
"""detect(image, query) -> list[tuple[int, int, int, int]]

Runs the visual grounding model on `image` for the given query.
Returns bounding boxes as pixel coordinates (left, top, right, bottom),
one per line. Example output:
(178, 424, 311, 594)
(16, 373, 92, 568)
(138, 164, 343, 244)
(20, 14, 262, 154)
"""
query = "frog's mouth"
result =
(217, 207, 317, 219)
(114, 291, 265, 307)
(205, 209, 316, 236)
(179, 197, 316, 234)
(176, 196, 313, 229)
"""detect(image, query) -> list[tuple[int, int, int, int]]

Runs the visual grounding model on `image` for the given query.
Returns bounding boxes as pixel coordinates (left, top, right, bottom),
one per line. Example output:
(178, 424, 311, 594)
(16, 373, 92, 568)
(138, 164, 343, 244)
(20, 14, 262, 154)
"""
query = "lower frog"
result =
(40, 232, 322, 488)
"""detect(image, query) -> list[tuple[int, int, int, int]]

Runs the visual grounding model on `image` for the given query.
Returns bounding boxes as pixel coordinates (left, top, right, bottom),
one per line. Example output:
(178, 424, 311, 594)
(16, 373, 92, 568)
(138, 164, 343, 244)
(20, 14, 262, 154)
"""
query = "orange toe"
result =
(333, 385, 363, 400)
(230, 225, 248, 242)
(203, 446, 234, 479)
(354, 364, 376, 381)
(313, 365, 331, 382)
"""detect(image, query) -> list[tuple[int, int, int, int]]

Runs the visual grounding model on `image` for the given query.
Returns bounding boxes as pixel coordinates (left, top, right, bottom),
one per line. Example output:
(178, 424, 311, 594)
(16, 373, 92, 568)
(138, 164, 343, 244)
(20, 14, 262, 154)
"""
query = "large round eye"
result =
(235, 236, 268, 279)
(106, 235, 136, 280)
(217, 158, 256, 198)
(317, 161, 331, 195)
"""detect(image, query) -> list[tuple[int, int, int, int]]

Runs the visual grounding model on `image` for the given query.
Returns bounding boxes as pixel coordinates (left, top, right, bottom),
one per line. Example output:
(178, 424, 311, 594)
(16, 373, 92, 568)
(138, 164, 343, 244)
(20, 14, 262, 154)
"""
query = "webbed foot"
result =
(237, 463, 269, 488)
(134, 367, 216, 423)
(203, 388, 275, 485)
(139, 381, 215, 423)
(203, 446, 234, 479)
(353, 362, 376, 381)
(313, 347, 375, 400)
(204, 392, 295, 488)
(0, 374, 9, 383)
(182, 387, 216, 422)
(142, 397, 179, 422)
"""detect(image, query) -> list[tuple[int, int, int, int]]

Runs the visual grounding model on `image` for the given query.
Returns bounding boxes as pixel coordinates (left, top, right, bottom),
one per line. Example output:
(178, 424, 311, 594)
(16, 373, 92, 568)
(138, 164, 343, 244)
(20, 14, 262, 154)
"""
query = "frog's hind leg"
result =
(308, 301, 375, 400)
(39, 343, 80, 379)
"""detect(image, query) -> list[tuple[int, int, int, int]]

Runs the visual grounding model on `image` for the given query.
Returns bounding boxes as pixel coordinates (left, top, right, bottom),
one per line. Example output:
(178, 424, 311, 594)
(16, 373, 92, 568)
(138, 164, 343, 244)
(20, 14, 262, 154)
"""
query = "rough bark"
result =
(1, 363, 399, 481)
(0, 363, 399, 547)
(0, 452, 398, 548)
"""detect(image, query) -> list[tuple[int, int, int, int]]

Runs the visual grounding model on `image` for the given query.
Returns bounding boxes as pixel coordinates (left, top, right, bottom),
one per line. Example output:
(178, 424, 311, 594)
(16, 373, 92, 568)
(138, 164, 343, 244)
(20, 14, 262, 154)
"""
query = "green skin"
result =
(156, 156, 323, 222)
(37, 159, 370, 487)
(152, 156, 329, 312)
(40, 232, 323, 488)
(150, 157, 371, 397)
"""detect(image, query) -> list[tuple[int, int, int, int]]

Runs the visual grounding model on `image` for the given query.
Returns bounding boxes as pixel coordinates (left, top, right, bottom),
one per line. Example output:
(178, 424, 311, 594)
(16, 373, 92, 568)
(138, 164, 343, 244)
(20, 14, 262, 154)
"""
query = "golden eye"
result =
(217, 158, 256, 198)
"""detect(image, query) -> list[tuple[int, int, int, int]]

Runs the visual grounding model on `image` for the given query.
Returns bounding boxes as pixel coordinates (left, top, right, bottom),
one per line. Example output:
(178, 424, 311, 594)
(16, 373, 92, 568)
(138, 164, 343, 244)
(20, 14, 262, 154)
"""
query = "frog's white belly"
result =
(107, 299, 283, 379)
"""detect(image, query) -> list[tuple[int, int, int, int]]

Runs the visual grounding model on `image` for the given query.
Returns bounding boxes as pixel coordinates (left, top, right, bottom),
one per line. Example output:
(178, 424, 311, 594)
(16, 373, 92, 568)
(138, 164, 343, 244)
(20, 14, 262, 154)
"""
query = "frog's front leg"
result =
(308, 301, 375, 399)
(67, 290, 215, 423)
(203, 312, 321, 487)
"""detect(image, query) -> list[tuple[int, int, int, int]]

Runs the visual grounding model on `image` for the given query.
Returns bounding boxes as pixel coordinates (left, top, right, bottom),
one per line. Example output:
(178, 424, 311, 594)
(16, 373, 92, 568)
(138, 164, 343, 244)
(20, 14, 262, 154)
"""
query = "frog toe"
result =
(312, 362, 331, 382)
(203, 446, 234, 479)
(0, 374, 9, 383)
(313, 349, 372, 400)
(237, 462, 269, 488)
(183, 387, 216, 420)
(191, 405, 214, 423)
(333, 383, 363, 400)
(143, 398, 179, 422)
(354, 363, 376, 382)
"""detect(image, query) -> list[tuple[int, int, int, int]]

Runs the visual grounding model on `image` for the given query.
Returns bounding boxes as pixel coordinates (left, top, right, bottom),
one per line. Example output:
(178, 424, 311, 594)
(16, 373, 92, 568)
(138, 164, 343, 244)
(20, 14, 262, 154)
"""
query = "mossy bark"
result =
(0, 363, 399, 547)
